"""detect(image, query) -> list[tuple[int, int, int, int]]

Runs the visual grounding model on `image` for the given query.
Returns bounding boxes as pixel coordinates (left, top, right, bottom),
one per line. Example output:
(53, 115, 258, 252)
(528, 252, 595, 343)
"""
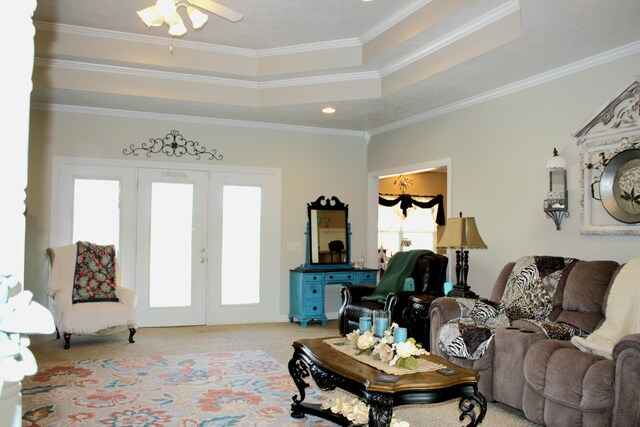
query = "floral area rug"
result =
(21, 350, 332, 426)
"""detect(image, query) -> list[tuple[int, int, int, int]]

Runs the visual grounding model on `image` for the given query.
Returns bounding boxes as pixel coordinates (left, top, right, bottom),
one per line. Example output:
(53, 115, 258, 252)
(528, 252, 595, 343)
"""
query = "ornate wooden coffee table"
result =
(288, 337, 486, 427)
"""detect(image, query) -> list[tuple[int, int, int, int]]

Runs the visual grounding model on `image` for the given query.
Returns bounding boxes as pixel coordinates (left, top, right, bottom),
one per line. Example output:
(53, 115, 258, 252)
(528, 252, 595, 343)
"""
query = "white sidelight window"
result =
(72, 179, 121, 250)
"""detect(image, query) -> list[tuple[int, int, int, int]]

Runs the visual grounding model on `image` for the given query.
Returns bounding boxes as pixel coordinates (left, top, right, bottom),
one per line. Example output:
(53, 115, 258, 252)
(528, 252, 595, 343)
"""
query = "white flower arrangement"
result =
(0, 274, 55, 393)
(321, 396, 410, 426)
(346, 323, 428, 369)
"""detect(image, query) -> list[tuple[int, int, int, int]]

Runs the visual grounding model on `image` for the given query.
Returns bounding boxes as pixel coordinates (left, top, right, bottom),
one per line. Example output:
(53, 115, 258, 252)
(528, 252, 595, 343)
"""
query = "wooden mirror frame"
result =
(305, 196, 351, 268)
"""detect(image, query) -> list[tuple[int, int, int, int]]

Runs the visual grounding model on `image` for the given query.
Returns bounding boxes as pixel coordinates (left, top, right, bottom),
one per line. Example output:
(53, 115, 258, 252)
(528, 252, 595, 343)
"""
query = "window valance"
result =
(378, 194, 445, 225)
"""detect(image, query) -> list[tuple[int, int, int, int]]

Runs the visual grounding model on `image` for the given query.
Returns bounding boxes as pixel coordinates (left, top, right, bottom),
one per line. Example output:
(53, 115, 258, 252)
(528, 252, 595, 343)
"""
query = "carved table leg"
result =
(367, 393, 394, 427)
(128, 328, 136, 343)
(288, 355, 310, 419)
(458, 391, 487, 426)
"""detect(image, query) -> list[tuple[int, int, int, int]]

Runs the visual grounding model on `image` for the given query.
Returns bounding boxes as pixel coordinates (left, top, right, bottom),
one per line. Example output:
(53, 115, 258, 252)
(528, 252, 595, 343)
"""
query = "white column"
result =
(0, 1, 37, 426)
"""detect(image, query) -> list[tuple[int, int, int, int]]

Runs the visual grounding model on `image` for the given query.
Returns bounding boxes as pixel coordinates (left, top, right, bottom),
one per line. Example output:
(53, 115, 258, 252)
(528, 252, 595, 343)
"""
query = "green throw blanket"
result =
(362, 250, 433, 303)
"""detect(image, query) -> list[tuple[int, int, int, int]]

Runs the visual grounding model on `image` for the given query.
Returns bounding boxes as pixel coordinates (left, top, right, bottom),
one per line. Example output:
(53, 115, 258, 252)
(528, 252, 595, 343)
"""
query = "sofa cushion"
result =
(562, 260, 620, 313)
(556, 260, 620, 333)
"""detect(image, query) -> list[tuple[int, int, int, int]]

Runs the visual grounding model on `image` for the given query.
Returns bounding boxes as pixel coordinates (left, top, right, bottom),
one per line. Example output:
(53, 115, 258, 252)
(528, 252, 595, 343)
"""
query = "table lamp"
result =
(437, 212, 487, 298)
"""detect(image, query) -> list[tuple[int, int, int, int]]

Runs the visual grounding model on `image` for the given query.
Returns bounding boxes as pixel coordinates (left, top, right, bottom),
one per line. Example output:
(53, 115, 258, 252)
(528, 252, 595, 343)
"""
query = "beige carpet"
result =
(29, 320, 537, 426)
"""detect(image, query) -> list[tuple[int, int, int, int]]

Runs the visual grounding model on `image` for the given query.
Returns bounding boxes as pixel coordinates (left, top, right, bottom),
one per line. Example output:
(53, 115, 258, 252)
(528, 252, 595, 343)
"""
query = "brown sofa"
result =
(429, 258, 640, 427)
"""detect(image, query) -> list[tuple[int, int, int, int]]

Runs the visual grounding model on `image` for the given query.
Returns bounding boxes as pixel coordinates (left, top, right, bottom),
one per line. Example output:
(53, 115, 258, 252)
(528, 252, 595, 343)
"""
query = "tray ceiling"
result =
(31, 0, 640, 135)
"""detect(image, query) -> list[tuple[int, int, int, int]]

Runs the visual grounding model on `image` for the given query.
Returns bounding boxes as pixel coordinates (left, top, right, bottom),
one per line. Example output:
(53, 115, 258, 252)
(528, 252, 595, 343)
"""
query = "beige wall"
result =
(25, 110, 369, 320)
(25, 51, 640, 321)
(368, 52, 640, 298)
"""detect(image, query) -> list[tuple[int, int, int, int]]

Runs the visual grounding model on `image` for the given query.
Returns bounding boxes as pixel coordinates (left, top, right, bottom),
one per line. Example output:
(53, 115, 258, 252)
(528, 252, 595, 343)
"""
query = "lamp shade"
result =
(437, 216, 487, 249)
(546, 148, 566, 170)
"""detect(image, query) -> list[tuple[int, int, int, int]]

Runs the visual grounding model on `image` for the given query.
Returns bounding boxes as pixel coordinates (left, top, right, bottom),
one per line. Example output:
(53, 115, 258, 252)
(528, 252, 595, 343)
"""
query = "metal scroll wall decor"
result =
(123, 130, 223, 160)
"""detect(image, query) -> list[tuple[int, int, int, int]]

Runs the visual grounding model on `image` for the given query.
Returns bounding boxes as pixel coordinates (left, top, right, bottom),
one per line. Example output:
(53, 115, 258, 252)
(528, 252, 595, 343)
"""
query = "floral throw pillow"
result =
(72, 241, 119, 304)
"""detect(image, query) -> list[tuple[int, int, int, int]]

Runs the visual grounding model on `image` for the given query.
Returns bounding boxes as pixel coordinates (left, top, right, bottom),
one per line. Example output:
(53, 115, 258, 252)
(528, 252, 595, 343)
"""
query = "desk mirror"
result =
(306, 196, 350, 267)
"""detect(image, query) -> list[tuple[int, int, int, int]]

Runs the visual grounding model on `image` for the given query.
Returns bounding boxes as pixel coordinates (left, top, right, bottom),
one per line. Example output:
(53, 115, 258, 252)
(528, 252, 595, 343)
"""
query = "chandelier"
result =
(137, 0, 243, 37)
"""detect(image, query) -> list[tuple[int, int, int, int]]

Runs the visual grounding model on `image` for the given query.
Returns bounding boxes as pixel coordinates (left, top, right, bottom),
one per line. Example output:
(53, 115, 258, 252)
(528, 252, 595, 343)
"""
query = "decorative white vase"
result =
(0, 381, 22, 427)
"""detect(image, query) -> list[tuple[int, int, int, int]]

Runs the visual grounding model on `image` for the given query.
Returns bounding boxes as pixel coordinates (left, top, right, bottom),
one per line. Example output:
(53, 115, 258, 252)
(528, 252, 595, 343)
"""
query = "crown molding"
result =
(34, 58, 258, 88)
(35, 21, 363, 59)
(369, 40, 640, 136)
(381, 0, 521, 76)
(30, 103, 368, 140)
(258, 38, 362, 57)
(35, 57, 380, 91)
(359, 0, 433, 44)
(259, 71, 380, 89)
(34, 21, 258, 56)
(33, 41, 640, 139)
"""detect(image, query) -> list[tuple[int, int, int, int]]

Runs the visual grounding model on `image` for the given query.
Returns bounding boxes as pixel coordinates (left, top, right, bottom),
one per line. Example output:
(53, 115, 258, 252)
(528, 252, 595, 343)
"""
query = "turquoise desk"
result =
(289, 267, 377, 327)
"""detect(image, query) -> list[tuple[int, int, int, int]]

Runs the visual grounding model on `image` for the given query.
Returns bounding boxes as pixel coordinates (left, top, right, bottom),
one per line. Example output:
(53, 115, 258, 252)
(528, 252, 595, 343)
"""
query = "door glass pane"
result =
(149, 182, 194, 307)
(221, 185, 261, 305)
(73, 179, 120, 250)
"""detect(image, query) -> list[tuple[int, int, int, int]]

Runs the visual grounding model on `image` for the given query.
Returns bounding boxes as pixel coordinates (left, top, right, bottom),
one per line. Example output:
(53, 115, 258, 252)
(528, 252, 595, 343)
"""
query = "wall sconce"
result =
(544, 148, 569, 230)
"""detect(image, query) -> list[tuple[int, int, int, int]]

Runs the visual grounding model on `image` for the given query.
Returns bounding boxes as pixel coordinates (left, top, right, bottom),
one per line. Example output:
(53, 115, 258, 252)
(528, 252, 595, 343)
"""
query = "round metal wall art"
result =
(600, 148, 640, 224)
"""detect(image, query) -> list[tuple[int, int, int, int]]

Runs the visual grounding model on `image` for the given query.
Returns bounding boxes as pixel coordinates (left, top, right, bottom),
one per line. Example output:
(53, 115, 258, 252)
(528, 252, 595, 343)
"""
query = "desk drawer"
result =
(302, 299, 324, 316)
(324, 272, 355, 283)
(355, 271, 377, 284)
(303, 273, 324, 282)
(303, 282, 322, 299)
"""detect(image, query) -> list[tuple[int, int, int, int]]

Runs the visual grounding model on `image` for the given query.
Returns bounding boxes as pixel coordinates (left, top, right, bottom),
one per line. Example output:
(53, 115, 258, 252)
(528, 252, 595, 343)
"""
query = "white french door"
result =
(51, 157, 281, 328)
(136, 168, 209, 327)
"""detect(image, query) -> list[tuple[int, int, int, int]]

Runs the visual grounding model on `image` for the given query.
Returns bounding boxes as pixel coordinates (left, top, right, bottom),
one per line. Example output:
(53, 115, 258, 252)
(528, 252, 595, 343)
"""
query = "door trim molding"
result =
(366, 157, 452, 267)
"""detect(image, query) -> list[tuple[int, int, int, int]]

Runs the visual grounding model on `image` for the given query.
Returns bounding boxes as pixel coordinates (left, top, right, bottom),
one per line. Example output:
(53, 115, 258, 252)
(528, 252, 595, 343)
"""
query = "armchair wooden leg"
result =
(63, 333, 71, 350)
(56, 328, 60, 340)
(128, 328, 136, 344)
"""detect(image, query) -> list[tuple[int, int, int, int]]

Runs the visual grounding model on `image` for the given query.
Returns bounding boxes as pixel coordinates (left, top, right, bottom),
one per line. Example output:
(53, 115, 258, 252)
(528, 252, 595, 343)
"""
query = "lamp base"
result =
(447, 286, 478, 299)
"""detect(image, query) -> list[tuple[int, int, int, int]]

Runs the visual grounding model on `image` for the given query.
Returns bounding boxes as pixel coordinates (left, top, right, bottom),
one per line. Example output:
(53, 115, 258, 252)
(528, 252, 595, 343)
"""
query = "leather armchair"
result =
(338, 251, 448, 335)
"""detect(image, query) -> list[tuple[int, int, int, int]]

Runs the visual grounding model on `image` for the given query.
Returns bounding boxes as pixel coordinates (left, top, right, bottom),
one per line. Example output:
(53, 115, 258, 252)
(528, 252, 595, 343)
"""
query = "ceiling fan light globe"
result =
(186, 7, 208, 29)
(137, 7, 164, 27)
(165, 11, 182, 26)
(168, 17, 188, 36)
(156, 0, 178, 20)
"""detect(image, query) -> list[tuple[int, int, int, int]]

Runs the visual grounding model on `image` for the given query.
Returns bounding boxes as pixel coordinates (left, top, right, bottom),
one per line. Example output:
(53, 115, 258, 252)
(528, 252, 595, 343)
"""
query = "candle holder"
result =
(372, 310, 390, 338)
(358, 316, 372, 333)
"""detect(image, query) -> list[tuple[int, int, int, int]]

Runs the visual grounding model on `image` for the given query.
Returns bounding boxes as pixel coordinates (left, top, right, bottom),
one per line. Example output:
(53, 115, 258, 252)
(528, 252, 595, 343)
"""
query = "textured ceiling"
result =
(31, 0, 640, 135)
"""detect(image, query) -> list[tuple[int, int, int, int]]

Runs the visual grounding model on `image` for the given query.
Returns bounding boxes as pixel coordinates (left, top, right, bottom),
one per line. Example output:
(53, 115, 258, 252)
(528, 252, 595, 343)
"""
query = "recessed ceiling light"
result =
(322, 107, 336, 114)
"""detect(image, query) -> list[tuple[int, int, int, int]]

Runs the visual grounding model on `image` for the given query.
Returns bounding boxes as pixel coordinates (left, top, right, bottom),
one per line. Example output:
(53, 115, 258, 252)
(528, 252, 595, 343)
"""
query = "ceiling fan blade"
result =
(187, 0, 244, 22)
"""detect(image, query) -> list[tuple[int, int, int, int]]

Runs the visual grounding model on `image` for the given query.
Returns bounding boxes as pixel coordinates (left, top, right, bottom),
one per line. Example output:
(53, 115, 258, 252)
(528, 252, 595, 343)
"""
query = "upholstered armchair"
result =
(338, 250, 447, 336)
(47, 243, 137, 349)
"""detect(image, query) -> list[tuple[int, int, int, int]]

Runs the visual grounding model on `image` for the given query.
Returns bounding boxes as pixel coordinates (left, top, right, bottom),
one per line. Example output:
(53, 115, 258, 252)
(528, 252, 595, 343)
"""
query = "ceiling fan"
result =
(137, 0, 244, 37)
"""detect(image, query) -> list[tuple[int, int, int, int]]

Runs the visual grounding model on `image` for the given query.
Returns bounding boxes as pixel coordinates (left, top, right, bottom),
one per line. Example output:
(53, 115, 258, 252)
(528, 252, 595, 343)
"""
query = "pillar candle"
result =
(374, 318, 388, 337)
(394, 327, 408, 343)
(359, 316, 372, 332)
